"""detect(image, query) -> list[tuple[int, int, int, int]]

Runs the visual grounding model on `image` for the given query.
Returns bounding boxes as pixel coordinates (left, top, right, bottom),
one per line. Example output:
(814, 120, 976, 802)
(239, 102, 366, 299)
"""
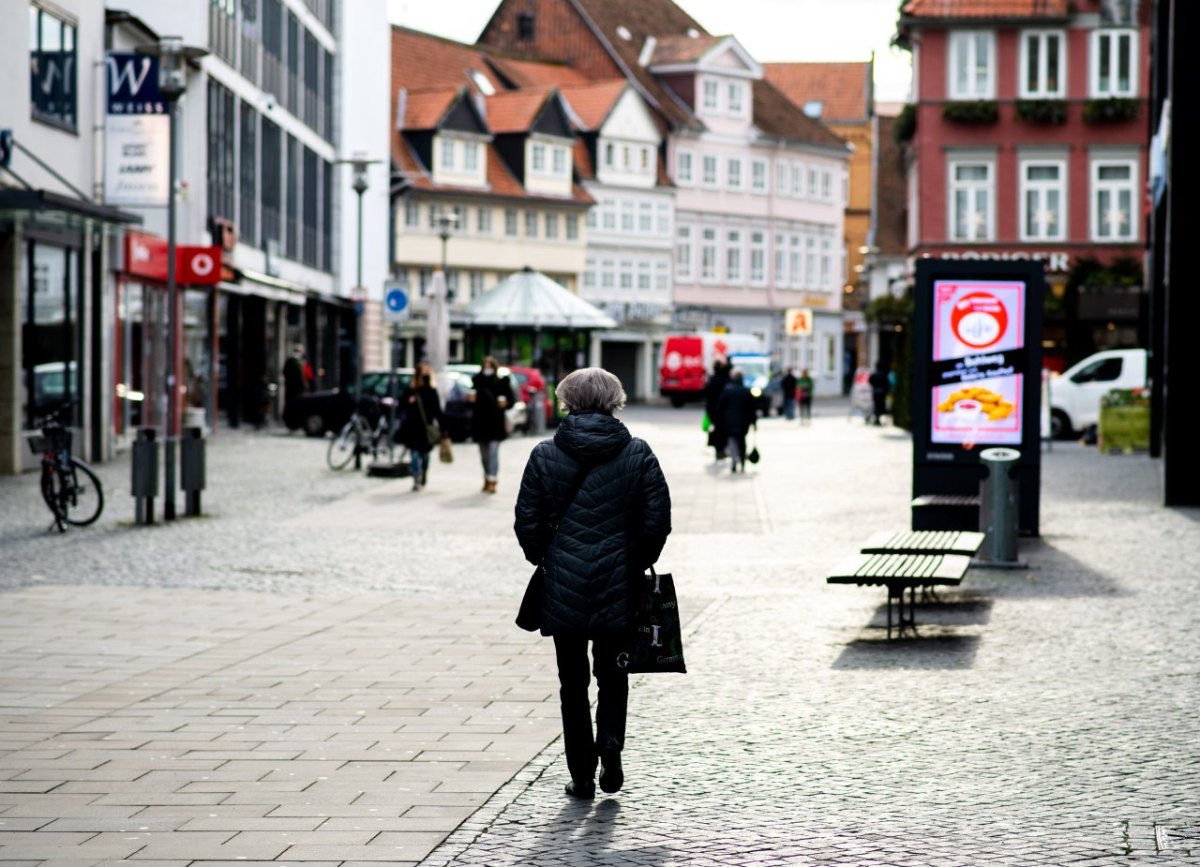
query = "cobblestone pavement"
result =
(1, 401, 1199, 865)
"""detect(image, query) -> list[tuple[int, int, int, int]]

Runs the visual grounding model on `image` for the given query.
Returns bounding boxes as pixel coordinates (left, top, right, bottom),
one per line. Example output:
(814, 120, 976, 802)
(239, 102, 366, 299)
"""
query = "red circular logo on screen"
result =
(950, 292, 1008, 349)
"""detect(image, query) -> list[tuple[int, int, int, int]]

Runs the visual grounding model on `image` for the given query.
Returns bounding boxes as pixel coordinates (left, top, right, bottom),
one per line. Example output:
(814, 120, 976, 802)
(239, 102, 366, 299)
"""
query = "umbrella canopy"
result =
(464, 268, 617, 329)
(425, 270, 450, 371)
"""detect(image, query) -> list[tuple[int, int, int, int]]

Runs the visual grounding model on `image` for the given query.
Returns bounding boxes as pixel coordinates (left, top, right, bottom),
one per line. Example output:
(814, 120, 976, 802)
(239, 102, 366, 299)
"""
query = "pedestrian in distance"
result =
(781, 367, 797, 420)
(869, 362, 890, 426)
(703, 357, 731, 461)
(470, 356, 515, 495)
(797, 368, 815, 425)
(514, 367, 672, 800)
(716, 368, 757, 473)
(399, 361, 446, 491)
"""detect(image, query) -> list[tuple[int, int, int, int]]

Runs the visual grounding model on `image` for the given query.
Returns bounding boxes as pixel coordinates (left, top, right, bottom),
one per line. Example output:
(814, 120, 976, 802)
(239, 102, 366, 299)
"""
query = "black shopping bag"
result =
(616, 568, 687, 674)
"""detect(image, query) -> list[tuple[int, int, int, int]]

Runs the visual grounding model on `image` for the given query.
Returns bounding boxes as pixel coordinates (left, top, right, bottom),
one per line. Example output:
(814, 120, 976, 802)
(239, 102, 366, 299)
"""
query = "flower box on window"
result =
(942, 100, 999, 124)
(1083, 98, 1140, 124)
(1015, 99, 1068, 125)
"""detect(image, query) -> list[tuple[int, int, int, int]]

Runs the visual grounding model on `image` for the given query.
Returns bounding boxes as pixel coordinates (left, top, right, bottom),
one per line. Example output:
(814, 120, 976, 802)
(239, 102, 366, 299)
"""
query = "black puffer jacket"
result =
(514, 411, 672, 636)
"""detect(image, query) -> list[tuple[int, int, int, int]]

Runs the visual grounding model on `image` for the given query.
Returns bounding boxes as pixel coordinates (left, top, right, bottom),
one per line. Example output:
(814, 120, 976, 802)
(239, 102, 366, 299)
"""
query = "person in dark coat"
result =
(868, 362, 890, 426)
(780, 368, 798, 420)
(716, 368, 757, 473)
(470, 356, 515, 494)
(514, 367, 671, 800)
(398, 361, 446, 491)
(282, 344, 308, 425)
(703, 357, 731, 460)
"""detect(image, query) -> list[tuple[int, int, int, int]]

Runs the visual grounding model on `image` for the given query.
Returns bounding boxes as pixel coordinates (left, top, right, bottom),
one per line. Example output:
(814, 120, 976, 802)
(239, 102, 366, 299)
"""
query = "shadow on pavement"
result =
(832, 631, 982, 670)
(494, 796, 677, 865)
(973, 537, 1125, 599)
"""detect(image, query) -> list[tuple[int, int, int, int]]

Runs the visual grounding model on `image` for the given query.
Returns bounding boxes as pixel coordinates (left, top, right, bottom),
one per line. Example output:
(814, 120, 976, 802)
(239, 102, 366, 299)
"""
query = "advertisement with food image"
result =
(930, 280, 1027, 447)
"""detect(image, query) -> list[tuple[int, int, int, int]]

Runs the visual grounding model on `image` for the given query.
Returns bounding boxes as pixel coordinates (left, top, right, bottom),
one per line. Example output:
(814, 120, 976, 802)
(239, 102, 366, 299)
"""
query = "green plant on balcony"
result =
(1083, 97, 1140, 123)
(894, 103, 917, 143)
(942, 100, 999, 124)
(1015, 99, 1068, 124)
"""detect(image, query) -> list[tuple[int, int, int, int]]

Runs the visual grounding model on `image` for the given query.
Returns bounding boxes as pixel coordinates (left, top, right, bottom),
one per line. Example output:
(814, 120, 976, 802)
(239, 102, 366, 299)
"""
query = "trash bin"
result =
(180, 426, 206, 517)
(131, 427, 159, 525)
(978, 447, 1021, 565)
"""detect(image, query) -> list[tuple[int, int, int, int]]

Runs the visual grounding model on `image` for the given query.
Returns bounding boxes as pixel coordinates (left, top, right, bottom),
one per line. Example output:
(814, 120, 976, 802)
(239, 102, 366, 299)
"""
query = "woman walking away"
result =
(470, 357, 515, 494)
(399, 362, 446, 491)
(717, 368, 757, 473)
(703, 358, 731, 461)
(797, 368, 815, 425)
(780, 368, 797, 420)
(514, 368, 672, 799)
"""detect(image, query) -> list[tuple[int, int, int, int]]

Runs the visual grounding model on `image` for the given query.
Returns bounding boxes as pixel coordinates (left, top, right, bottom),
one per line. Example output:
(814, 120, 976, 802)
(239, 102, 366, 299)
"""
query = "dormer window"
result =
(433, 134, 487, 187)
(441, 138, 455, 170)
(532, 143, 546, 172)
(552, 147, 566, 174)
(702, 79, 719, 112)
(605, 142, 615, 167)
(727, 81, 745, 116)
(464, 141, 479, 171)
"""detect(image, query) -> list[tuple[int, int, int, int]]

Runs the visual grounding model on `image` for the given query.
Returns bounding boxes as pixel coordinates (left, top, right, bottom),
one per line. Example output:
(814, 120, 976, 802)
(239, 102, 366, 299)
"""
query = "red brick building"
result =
(897, 0, 1150, 370)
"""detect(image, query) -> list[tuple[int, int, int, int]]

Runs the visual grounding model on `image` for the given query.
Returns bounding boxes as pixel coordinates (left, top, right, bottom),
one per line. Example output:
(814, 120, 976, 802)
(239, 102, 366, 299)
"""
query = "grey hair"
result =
(556, 367, 627, 414)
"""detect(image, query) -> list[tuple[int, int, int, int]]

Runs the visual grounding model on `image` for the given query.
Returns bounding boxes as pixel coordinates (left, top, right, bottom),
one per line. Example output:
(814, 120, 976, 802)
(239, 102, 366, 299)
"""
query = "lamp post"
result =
(435, 210, 459, 301)
(142, 36, 207, 521)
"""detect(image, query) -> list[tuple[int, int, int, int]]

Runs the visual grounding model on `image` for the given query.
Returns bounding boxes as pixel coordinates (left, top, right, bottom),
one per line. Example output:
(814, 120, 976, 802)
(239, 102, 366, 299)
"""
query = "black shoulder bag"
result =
(515, 460, 594, 632)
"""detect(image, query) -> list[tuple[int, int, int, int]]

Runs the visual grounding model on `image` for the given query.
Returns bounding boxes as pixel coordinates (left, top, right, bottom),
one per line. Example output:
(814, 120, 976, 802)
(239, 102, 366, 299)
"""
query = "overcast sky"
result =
(387, 0, 913, 103)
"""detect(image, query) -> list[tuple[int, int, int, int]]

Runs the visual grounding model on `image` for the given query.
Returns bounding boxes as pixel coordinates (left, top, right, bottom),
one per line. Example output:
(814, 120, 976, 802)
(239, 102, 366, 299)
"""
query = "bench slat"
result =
(827, 552, 970, 588)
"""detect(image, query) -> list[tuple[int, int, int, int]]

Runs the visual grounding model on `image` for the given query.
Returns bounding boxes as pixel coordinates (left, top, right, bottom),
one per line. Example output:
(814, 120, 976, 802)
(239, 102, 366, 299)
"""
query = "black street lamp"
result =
(337, 155, 379, 469)
(140, 36, 207, 521)
(435, 210, 459, 302)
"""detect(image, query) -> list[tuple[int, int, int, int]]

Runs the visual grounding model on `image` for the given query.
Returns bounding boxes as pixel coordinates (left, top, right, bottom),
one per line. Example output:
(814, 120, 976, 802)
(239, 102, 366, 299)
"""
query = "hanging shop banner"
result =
(104, 52, 169, 207)
(929, 280, 1025, 447)
(124, 232, 222, 286)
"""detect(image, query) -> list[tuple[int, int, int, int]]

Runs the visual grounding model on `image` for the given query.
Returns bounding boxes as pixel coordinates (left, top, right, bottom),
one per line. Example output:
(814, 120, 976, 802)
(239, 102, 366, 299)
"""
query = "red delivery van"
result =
(659, 332, 765, 406)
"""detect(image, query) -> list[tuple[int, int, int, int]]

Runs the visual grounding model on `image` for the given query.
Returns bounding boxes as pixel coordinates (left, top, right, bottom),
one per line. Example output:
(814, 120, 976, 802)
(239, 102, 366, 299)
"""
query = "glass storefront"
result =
(21, 241, 81, 429)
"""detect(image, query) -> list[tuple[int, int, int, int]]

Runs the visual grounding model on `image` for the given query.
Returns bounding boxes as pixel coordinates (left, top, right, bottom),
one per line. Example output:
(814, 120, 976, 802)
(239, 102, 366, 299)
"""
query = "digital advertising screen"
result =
(929, 279, 1027, 448)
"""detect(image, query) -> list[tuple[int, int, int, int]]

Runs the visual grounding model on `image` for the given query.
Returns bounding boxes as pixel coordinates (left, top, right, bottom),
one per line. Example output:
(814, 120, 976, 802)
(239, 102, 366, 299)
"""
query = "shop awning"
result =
(463, 267, 616, 329)
(0, 188, 142, 225)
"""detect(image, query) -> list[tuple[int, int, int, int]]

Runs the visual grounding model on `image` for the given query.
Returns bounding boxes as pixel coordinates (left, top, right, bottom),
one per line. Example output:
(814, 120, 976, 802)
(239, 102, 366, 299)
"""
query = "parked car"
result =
(283, 369, 411, 436)
(507, 365, 552, 427)
(1049, 348, 1147, 439)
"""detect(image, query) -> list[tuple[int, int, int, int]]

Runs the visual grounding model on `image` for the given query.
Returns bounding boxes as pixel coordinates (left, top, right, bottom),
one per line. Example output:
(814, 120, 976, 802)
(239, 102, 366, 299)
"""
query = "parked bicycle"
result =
(31, 401, 104, 532)
(326, 397, 404, 470)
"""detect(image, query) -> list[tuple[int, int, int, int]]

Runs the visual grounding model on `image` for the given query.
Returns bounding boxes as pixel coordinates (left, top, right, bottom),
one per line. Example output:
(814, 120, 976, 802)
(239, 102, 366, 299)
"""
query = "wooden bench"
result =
(911, 494, 981, 531)
(861, 529, 985, 557)
(827, 552, 972, 638)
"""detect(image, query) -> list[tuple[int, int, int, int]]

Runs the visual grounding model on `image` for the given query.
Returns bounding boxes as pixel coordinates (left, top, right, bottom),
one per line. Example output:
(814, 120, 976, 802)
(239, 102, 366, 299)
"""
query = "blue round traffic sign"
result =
(385, 288, 409, 313)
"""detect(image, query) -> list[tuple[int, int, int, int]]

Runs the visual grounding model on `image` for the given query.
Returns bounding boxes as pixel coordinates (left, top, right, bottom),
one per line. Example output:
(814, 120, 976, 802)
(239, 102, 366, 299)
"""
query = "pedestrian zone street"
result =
(1, 404, 1198, 866)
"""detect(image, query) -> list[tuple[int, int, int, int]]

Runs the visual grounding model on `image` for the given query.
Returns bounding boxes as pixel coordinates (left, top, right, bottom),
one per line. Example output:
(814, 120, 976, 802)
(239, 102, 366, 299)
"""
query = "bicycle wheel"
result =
(326, 418, 363, 470)
(63, 459, 104, 526)
(40, 466, 66, 530)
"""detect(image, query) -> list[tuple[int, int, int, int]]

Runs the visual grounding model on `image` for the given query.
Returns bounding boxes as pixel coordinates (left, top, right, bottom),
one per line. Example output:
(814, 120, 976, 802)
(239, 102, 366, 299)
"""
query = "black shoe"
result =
(564, 779, 595, 799)
(599, 750, 623, 794)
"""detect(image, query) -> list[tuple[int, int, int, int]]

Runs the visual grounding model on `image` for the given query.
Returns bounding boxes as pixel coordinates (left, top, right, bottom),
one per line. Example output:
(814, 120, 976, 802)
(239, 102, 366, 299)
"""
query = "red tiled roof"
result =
(558, 80, 629, 131)
(392, 26, 504, 94)
(647, 33, 723, 65)
(752, 79, 848, 150)
(485, 88, 555, 134)
(902, 0, 1070, 19)
(400, 88, 460, 130)
(488, 55, 590, 89)
(763, 62, 872, 123)
(873, 114, 908, 256)
(573, 138, 595, 180)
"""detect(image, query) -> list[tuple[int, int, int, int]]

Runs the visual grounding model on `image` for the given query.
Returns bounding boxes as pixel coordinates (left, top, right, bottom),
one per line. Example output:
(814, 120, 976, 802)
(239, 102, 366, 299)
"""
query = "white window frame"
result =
(727, 157, 743, 191)
(726, 229, 743, 284)
(566, 214, 579, 240)
(749, 231, 767, 286)
(476, 206, 491, 234)
(794, 235, 806, 289)
(776, 161, 789, 196)
(702, 77, 720, 113)
(700, 227, 718, 284)
(638, 201, 653, 233)
(601, 259, 615, 289)
(774, 232, 787, 286)
(464, 141, 480, 171)
(504, 208, 518, 237)
(807, 166, 819, 199)
(677, 149, 694, 185)
(637, 260, 652, 290)
(822, 333, 837, 377)
(751, 159, 767, 193)
(619, 259, 634, 290)
(604, 141, 615, 167)
(620, 200, 635, 232)
(821, 169, 833, 202)
(1019, 158, 1067, 242)
(440, 137, 456, 170)
(820, 238, 833, 289)
(1019, 29, 1067, 99)
(524, 209, 538, 238)
(792, 162, 805, 198)
(702, 154, 719, 189)
(1090, 29, 1138, 97)
(404, 199, 420, 228)
(545, 212, 559, 239)
(656, 202, 671, 235)
(1090, 157, 1139, 242)
(676, 225, 694, 283)
(727, 81, 745, 117)
(949, 30, 997, 100)
(947, 157, 997, 242)
(552, 146, 567, 175)
(531, 142, 546, 173)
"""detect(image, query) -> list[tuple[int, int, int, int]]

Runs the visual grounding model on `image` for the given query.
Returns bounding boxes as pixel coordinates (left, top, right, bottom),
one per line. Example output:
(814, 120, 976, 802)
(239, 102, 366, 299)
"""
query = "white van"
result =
(1049, 348, 1146, 438)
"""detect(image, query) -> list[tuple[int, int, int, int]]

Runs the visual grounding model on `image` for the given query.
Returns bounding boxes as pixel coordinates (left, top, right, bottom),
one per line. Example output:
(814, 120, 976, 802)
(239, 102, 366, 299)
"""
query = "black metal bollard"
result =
(180, 426, 206, 516)
(132, 427, 159, 525)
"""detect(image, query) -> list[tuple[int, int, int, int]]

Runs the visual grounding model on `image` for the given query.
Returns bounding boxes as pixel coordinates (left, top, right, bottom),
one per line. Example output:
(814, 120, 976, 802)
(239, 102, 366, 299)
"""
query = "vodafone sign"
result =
(124, 232, 222, 286)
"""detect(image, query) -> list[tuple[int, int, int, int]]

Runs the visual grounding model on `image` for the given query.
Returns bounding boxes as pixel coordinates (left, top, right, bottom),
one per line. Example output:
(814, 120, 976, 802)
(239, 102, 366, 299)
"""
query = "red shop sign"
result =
(125, 232, 222, 286)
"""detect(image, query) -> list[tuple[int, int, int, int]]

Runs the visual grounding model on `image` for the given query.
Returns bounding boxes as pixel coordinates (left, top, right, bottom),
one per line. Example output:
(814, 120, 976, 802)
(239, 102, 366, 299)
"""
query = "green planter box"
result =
(1098, 389, 1150, 453)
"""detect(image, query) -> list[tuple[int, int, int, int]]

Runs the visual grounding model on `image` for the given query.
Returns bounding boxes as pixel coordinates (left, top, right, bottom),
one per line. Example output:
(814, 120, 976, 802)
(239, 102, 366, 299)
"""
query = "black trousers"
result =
(552, 633, 629, 783)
